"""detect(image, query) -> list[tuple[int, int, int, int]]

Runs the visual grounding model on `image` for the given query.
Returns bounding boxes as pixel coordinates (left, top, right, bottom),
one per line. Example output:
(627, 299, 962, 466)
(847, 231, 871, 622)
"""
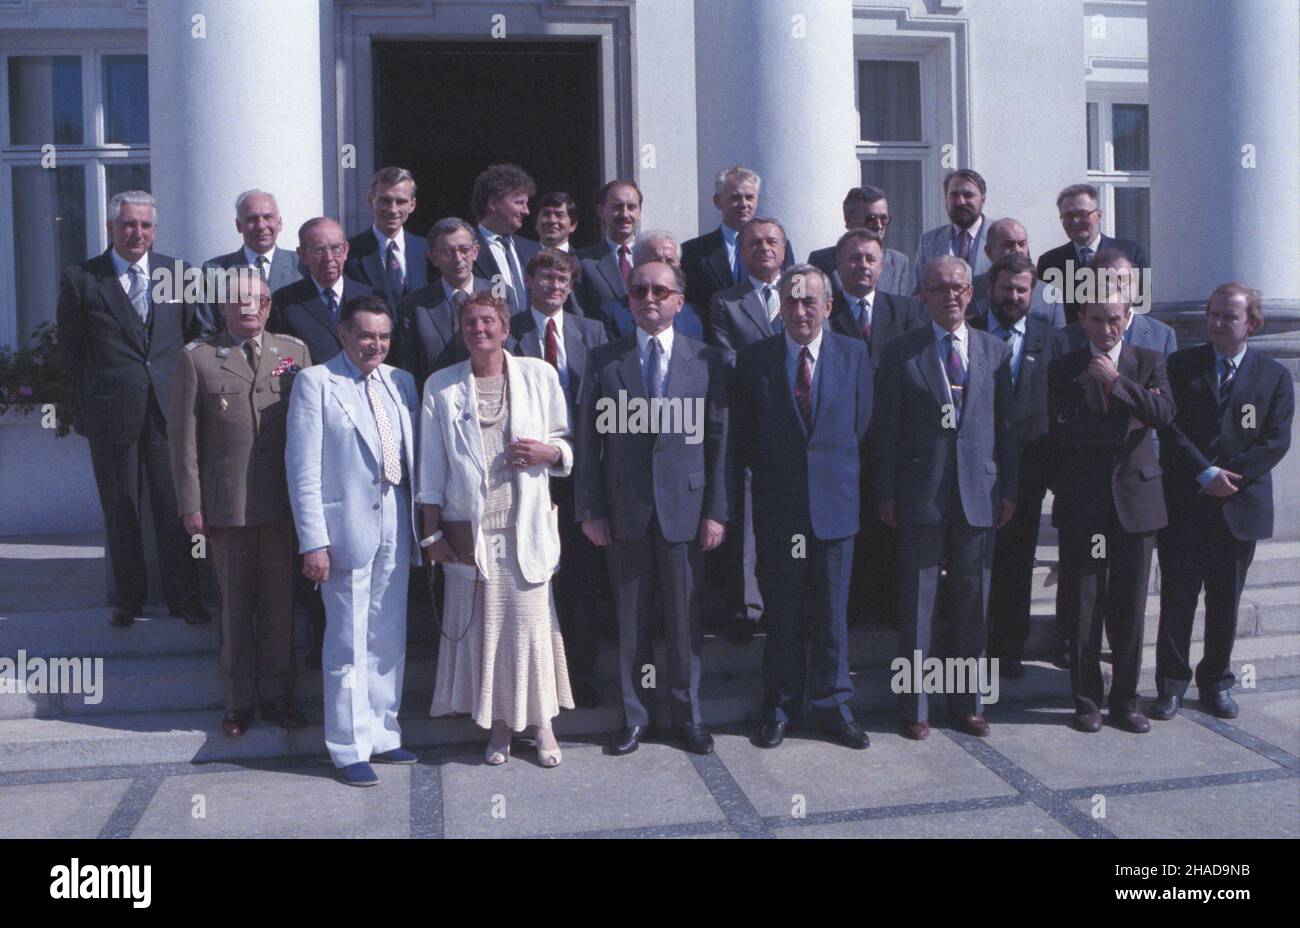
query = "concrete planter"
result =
(0, 410, 103, 536)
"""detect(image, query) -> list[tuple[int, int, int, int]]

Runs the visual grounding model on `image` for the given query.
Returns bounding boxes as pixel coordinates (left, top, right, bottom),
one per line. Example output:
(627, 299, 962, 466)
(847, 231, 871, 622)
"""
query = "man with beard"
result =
(912, 169, 991, 293)
(970, 254, 1070, 677)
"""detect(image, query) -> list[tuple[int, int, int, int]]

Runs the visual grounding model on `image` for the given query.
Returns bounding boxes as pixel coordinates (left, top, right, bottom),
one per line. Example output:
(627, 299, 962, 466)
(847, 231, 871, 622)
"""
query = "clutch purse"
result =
(439, 520, 476, 568)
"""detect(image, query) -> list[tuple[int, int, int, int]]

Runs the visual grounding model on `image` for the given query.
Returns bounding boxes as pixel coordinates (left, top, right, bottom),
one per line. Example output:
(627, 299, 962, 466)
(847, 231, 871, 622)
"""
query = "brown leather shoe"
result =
(221, 708, 254, 737)
(1112, 707, 1151, 734)
(903, 720, 930, 741)
(1073, 710, 1103, 733)
(953, 714, 990, 737)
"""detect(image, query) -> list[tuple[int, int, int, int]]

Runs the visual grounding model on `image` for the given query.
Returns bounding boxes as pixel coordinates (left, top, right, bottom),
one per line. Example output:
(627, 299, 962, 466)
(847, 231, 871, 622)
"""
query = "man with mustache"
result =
(912, 169, 991, 293)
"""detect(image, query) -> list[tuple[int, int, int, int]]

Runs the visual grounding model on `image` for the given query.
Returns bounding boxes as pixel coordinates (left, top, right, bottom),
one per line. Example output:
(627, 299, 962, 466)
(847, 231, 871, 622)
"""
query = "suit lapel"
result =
(916, 331, 949, 411)
(96, 257, 147, 356)
(1200, 344, 1221, 402)
(617, 337, 649, 399)
(738, 285, 772, 339)
(706, 237, 733, 289)
(219, 330, 256, 384)
(329, 364, 382, 466)
(596, 249, 626, 298)
(562, 313, 588, 385)
(960, 331, 985, 429)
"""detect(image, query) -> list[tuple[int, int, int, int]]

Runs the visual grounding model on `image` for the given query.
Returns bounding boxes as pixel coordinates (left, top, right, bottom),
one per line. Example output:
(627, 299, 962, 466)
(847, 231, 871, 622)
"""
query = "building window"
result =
(1, 49, 149, 349)
(1085, 93, 1150, 252)
(855, 57, 930, 263)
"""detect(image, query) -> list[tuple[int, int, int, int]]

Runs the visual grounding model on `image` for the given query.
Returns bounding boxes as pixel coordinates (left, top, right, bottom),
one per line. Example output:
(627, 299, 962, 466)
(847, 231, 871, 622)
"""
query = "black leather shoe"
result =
(1149, 694, 1182, 720)
(110, 609, 135, 628)
(679, 724, 714, 755)
(823, 719, 870, 750)
(1112, 707, 1151, 734)
(1000, 658, 1025, 679)
(171, 606, 212, 625)
(1198, 690, 1239, 719)
(727, 617, 755, 644)
(1073, 710, 1103, 733)
(261, 697, 307, 729)
(757, 720, 786, 749)
(605, 725, 647, 756)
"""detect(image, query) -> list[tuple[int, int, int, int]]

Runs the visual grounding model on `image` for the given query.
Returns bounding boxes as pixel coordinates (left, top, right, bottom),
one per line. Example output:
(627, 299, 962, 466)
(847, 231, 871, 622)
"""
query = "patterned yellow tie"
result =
(366, 374, 403, 485)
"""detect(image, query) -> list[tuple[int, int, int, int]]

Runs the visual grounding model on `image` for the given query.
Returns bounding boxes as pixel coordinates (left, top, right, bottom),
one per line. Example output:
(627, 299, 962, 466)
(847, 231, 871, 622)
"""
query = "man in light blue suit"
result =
(912, 169, 992, 293)
(286, 295, 421, 787)
(969, 218, 1066, 328)
(202, 189, 306, 334)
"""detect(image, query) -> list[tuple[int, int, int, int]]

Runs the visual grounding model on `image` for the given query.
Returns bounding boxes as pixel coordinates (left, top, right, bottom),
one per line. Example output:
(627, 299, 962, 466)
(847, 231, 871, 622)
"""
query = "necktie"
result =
(255, 256, 269, 281)
(128, 264, 149, 325)
(945, 332, 966, 420)
(504, 236, 526, 314)
(617, 245, 632, 287)
(958, 231, 971, 263)
(367, 373, 403, 485)
(544, 318, 559, 368)
(243, 340, 260, 375)
(323, 288, 338, 321)
(997, 326, 1016, 385)
(762, 285, 781, 332)
(386, 241, 405, 297)
(795, 346, 813, 430)
(1078, 246, 1094, 267)
(1209, 358, 1236, 460)
(858, 299, 871, 343)
(645, 336, 664, 399)
(731, 244, 744, 286)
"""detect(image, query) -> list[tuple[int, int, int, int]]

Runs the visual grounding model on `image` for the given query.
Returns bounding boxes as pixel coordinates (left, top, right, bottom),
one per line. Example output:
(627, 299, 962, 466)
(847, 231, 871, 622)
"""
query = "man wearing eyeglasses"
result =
(575, 260, 731, 758)
(808, 186, 911, 296)
(268, 217, 373, 365)
(1037, 183, 1149, 325)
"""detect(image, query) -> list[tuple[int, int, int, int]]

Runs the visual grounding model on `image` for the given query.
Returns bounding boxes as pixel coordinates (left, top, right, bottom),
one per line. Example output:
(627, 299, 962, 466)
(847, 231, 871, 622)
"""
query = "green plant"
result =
(0, 321, 75, 436)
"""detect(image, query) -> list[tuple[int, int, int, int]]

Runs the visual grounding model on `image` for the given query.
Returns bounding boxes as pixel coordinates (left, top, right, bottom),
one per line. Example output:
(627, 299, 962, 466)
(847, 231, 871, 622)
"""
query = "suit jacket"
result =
(912, 217, 992, 292)
(416, 354, 573, 583)
(681, 226, 795, 338)
(709, 279, 781, 356)
(267, 275, 373, 366)
(509, 309, 608, 425)
(1037, 235, 1150, 324)
(1064, 312, 1177, 356)
(734, 333, 872, 541)
(285, 353, 421, 569)
(397, 275, 492, 390)
(968, 311, 1071, 489)
(574, 332, 730, 543)
(575, 240, 629, 314)
(169, 330, 310, 526)
(1047, 343, 1176, 536)
(808, 245, 911, 296)
(1160, 344, 1294, 541)
(344, 228, 429, 314)
(828, 288, 922, 370)
(201, 246, 306, 333)
(870, 323, 1018, 528)
(969, 277, 1066, 328)
(56, 249, 202, 442)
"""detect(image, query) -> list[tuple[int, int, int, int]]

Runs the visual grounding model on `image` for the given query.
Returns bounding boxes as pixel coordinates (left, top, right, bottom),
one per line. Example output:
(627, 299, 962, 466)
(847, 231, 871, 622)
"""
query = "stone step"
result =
(2, 636, 1296, 773)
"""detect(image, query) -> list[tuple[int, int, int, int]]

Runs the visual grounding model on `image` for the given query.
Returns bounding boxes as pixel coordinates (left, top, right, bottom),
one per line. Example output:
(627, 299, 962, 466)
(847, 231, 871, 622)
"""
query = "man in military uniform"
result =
(169, 271, 311, 736)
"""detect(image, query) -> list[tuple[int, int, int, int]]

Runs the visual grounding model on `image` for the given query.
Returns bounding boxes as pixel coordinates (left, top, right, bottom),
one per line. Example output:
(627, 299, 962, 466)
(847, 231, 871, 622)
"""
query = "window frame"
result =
(1085, 84, 1150, 243)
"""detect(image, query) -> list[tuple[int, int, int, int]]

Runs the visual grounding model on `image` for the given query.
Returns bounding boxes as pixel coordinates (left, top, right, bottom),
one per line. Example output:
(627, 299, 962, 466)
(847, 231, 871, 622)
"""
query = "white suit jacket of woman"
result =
(416, 353, 572, 583)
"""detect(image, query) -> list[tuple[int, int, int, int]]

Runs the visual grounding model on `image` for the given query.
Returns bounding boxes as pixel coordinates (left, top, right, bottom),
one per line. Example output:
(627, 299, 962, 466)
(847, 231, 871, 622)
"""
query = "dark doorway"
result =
(373, 40, 602, 248)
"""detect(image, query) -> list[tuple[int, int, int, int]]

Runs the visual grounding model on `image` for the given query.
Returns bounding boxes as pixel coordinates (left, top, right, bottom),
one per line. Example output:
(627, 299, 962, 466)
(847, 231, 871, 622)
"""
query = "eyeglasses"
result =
(924, 284, 971, 296)
(306, 244, 346, 258)
(1059, 209, 1100, 222)
(862, 215, 890, 228)
(435, 245, 475, 258)
(628, 284, 679, 301)
(532, 272, 572, 287)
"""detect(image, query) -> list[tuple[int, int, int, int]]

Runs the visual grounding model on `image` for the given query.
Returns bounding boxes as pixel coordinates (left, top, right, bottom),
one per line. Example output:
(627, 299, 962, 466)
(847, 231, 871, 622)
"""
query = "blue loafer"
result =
(340, 762, 379, 786)
(371, 747, 418, 765)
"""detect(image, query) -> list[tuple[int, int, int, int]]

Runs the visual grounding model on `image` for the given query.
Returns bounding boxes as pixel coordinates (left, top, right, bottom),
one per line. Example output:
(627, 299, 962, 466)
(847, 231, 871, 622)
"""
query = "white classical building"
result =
(1, 0, 1298, 534)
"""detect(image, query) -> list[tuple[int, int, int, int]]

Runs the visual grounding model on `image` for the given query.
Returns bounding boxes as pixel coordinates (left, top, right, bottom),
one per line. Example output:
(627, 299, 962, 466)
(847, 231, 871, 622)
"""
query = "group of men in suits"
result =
(55, 160, 1292, 762)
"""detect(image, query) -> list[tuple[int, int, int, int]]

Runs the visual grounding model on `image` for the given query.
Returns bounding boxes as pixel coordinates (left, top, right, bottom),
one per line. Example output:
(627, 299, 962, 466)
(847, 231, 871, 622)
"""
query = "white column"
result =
(146, 0, 324, 263)
(692, 0, 859, 255)
(1147, 0, 1300, 313)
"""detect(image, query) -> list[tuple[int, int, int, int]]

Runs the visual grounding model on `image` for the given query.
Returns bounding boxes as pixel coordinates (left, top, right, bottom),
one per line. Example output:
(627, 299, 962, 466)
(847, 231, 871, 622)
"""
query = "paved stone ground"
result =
(2, 682, 1295, 839)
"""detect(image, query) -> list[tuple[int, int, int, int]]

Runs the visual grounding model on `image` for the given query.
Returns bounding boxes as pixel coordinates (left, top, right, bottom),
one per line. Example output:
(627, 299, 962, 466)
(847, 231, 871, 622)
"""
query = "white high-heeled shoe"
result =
(536, 729, 562, 768)
(485, 725, 511, 765)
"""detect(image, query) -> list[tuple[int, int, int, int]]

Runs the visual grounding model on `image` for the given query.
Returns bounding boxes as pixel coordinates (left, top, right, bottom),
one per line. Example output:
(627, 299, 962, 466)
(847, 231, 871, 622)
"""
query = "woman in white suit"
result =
(417, 291, 574, 766)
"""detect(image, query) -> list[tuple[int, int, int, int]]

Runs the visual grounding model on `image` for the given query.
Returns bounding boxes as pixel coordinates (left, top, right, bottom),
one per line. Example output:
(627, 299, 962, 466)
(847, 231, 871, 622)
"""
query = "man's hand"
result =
(1087, 354, 1120, 388)
(698, 518, 726, 551)
(508, 437, 561, 469)
(582, 518, 612, 546)
(423, 538, 459, 564)
(878, 498, 898, 528)
(182, 511, 205, 536)
(302, 548, 330, 584)
(1201, 469, 1242, 498)
(996, 498, 1016, 529)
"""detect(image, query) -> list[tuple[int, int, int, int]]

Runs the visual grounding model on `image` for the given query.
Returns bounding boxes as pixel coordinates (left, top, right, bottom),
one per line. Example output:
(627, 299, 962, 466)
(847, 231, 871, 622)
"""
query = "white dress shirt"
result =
(749, 274, 782, 324)
(721, 223, 740, 281)
(478, 224, 520, 295)
(242, 245, 277, 272)
(931, 320, 970, 406)
(531, 306, 569, 393)
(111, 249, 150, 296)
(636, 324, 674, 396)
(785, 329, 823, 410)
(373, 225, 406, 279)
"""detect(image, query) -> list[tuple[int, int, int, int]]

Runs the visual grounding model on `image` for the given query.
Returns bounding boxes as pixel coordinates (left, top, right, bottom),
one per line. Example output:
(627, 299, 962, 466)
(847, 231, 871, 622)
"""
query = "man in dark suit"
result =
(534, 191, 579, 252)
(268, 218, 372, 365)
(56, 190, 207, 627)
(681, 165, 794, 340)
(807, 185, 910, 296)
(469, 163, 539, 317)
(970, 254, 1071, 676)
(510, 248, 609, 706)
(968, 218, 1066, 328)
(594, 232, 706, 340)
(575, 179, 640, 331)
(1152, 283, 1294, 721)
(343, 167, 428, 315)
(202, 189, 305, 333)
(826, 228, 920, 629)
(734, 265, 873, 749)
(576, 259, 730, 757)
(1049, 295, 1176, 734)
(872, 256, 1017, 740)
(397, 217, 491, 390)
(1037, 183, 1149, 325)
